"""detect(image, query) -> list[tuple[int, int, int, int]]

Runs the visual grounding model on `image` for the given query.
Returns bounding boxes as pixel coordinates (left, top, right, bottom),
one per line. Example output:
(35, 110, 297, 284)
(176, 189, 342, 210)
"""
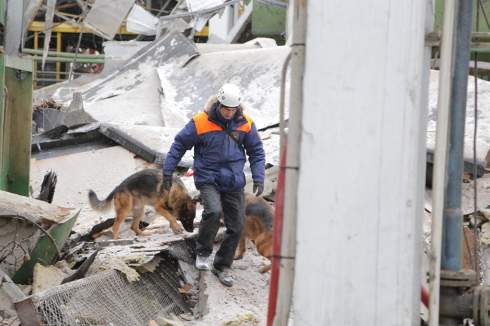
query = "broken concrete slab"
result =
(53, 32, 198, 107)
(156, 45, 291, 130)
(62, 92, 98, 128)
(49, 31, 200, 128)
(102, 40, 152, 72)
(98, 123, 194, 165)
(83, 70, 166, 127)
(31, 124, 107, 155)
(98, 122, 157, 163)
(32, 33, 287, 147)
(94, 113, 281, 173)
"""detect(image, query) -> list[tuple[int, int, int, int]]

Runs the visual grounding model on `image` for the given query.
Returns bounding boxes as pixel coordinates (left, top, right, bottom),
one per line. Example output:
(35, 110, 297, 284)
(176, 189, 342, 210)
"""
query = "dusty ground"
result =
(194, 236, 273, 326)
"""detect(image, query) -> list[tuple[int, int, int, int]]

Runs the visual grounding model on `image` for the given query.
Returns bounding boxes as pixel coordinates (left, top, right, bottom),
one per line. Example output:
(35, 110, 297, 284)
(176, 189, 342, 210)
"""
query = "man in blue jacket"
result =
(163, 83, 266, 287)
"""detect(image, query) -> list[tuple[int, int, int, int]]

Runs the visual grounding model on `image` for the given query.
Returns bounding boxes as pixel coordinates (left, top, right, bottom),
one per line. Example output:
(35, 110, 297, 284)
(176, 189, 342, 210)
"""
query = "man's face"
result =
(219, 105, 238, 120)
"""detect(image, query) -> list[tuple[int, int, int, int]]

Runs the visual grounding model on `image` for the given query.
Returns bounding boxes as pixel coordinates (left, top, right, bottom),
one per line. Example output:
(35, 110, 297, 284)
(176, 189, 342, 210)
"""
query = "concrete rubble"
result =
(0, 29, 286, 325)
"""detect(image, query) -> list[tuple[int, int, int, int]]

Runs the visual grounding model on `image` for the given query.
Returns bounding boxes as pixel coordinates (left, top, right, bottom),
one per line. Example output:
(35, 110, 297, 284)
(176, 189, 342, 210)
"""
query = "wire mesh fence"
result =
(29, 255, 191, 326)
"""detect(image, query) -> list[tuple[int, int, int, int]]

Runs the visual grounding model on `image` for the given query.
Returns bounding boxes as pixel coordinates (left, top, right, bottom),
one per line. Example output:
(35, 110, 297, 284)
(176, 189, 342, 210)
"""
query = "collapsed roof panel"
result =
(157, 46, 291, 130)
(83, 70, 165, 126)
(49, 31, 199, 127)
(126, 4, 160, 36)
(75, 31, 199, 104)
(83, 0, 135, 40)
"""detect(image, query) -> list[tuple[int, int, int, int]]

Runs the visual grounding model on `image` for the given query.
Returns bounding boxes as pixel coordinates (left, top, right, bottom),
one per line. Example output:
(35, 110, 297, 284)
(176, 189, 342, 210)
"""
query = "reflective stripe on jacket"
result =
(163, 102, 265, 191)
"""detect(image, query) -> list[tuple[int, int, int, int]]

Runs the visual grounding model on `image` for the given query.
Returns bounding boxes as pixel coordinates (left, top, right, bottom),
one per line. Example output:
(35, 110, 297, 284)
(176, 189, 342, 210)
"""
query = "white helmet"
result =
(217, 83, 242, 107)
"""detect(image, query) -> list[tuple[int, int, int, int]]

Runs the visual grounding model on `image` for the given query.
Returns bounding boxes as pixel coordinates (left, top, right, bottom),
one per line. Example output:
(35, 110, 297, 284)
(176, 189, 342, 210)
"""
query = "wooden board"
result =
(0, 190, 74, 225)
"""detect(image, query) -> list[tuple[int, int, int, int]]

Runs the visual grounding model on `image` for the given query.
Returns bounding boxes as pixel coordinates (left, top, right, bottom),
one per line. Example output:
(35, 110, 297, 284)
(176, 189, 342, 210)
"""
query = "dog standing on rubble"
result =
(88, 169, 197, 239)
(233, 193, 273, 273)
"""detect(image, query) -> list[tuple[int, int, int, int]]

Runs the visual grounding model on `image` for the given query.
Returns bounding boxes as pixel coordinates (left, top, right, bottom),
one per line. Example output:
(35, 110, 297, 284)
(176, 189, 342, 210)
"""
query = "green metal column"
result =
(0, 54, 34, 196)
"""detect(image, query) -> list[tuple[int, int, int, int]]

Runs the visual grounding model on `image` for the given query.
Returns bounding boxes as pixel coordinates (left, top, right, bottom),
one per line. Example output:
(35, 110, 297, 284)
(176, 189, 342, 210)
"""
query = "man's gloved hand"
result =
(163, 174, 173, 190)
(253, 182, 264, 197)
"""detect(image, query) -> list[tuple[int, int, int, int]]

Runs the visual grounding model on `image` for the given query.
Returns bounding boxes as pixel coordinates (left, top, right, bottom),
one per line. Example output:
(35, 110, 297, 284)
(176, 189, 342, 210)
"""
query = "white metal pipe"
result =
(428, 0, 456, 325)
(279, 52, 291, 161)
(272, 0, 306, 325)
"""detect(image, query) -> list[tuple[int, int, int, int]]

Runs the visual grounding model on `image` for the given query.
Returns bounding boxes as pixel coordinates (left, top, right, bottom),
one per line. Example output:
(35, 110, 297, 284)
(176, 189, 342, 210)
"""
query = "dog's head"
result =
(178, 197, 197, 232)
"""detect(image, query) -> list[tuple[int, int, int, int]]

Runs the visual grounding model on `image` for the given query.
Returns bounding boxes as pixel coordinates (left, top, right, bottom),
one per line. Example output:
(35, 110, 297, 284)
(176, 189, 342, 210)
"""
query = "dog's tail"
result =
(88, 189, 115, 212)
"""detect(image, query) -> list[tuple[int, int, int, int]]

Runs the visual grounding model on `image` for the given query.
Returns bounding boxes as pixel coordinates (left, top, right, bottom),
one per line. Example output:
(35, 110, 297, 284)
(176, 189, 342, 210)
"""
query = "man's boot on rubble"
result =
(196, 254, 210, 271)
(212, 267, 233, 287)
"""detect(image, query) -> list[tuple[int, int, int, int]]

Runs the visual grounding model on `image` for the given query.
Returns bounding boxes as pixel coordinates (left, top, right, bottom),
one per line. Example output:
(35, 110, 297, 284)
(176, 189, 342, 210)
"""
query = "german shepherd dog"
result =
(88, 169, 197, 239)
(233, 193, 274, 273)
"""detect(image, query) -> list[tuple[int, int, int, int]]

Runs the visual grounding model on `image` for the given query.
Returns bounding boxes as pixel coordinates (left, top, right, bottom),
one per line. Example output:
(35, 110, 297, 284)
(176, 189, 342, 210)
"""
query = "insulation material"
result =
(98, 256, 141, 282)
(32, 262, 73, 294)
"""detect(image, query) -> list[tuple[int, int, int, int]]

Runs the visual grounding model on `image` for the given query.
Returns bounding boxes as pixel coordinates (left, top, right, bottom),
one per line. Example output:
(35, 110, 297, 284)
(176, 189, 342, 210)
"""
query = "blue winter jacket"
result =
(163, 99, 266, 192)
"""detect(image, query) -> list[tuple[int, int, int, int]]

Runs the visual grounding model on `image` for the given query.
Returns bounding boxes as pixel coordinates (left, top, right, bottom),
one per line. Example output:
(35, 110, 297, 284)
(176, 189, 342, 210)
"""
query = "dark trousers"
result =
(196, 184, 245, 271)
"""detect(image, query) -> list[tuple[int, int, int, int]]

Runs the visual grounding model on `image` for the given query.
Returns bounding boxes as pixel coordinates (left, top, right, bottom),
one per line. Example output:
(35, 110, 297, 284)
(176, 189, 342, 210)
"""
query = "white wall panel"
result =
(293, 1, 431, 324)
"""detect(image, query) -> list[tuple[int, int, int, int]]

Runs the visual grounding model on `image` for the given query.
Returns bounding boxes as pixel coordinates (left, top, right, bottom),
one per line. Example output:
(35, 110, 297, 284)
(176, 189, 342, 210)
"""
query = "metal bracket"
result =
(425, 31, 442, 47)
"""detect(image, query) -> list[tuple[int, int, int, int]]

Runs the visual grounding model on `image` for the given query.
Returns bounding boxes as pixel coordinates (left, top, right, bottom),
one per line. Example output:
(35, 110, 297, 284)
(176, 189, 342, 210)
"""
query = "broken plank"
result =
(0, 190, 74, 225)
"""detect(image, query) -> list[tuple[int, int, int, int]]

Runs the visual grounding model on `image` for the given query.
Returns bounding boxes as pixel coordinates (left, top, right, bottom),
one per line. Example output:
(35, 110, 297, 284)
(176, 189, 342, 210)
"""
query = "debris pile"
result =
(1, 24, 285, 324)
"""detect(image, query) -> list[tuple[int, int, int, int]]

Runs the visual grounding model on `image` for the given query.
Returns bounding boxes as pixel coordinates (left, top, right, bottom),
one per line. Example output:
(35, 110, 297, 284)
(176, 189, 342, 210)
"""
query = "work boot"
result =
(212, 267, 233, 287)
(195, 255, 210, 271)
